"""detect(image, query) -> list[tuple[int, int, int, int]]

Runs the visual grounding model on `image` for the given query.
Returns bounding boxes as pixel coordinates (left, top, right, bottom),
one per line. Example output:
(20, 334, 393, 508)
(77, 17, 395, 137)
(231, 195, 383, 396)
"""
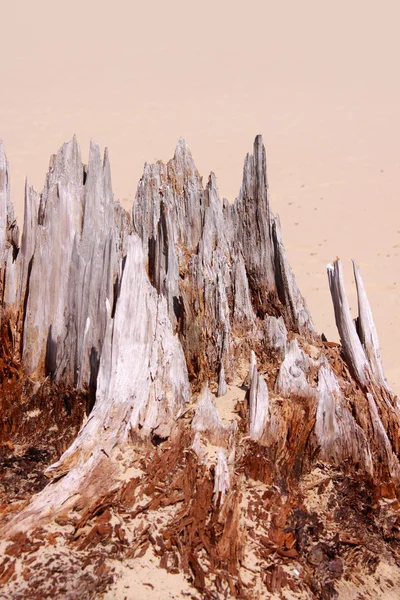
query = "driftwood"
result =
(1, 135, 400, 599)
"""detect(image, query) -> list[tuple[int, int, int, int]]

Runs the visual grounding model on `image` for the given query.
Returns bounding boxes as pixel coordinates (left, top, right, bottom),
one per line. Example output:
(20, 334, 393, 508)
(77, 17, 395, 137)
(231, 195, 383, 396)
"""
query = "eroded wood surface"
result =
(0, 136, 400, 599)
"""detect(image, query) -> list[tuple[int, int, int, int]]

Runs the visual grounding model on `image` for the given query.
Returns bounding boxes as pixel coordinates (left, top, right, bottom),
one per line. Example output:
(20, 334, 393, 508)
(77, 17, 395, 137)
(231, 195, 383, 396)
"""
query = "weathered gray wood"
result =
(232, 252, 256, 325)
(3, 134, 400, 559)
(132, 135, 312, 383)
(4, 233, 190, 533)
(275, 339, 316, 399)
(231, 135, 276, 299)
(248, 359, 269, 441)
(315, 362, 372, 471)
(0, 141, 19, 306)
(264, 315, 287, 357)
(192, 382, 231, 447)
(217, 364, 227, 397)
(272, 215, 315, 336)
(328, 258, 392, 395)
(19, 179, 39, 304)
(51, 233, 189, 470)
(213, 449, 230, 505)
(20, 139, 132, 388)
(353, 260, 390, 391)
(0, 141, 8, 262)
(367, 392, 400, 481)
(325, 260, 400, 481)
(249, 349, 257, 386)
(0, 141, 13, 262)
(327, 259, 370, 386)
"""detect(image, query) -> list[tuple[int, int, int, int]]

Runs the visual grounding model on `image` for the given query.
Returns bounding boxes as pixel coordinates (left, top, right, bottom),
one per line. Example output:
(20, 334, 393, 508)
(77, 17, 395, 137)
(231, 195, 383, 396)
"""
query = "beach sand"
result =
(1, 0, 400, 395)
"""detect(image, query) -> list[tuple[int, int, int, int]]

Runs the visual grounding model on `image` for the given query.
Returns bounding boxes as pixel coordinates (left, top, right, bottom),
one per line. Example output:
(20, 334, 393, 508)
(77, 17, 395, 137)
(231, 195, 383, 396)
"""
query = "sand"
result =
(1, 0, 400, 394)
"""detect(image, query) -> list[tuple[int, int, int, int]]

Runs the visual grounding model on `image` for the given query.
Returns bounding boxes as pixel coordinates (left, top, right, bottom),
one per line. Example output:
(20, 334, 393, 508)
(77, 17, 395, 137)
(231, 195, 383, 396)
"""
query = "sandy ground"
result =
(1, 0, 400, 393)
(101, 548, 195, 600)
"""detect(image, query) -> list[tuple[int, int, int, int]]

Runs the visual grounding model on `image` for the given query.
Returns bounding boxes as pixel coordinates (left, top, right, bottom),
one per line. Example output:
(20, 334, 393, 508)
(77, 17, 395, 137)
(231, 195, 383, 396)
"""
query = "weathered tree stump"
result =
(1, 135, 400, 599)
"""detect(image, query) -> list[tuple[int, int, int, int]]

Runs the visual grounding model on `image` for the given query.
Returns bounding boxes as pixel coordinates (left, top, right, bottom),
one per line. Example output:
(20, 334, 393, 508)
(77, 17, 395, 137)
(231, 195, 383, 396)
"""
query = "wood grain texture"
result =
(1, 137, 400, 600)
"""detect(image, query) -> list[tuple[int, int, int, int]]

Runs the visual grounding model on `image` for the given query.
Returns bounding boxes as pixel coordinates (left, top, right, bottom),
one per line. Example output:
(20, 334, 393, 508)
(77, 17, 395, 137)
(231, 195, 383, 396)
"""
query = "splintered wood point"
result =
(213, 449, 230, 505)
(248, 356, 269, 441)
(217, 364, 227, 397)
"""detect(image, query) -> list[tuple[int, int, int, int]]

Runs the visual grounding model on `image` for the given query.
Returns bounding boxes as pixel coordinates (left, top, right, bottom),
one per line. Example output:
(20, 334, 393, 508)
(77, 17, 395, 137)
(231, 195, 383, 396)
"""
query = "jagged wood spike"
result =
(327, 259, 370, 387)
(233, 134, 275, 297)
(0, 141, 8, 261)
(314, 362, 373, 471)
(19, 178, 39, 304)
(0, 140, 11, 262)
(232, 251, 256, 324)
(192, 382, 234, 447)
(272, 215, 315, 336)
(217, 364, 227, 397)
(353, 259, 390, 391)
(133, 135, 310, 383)
(20, 139, 132, 386)
(248, 349, 257, 387)
(213, 449, 230, 505)
(0, 140, 20, 306)
(248, 361, 269, 441)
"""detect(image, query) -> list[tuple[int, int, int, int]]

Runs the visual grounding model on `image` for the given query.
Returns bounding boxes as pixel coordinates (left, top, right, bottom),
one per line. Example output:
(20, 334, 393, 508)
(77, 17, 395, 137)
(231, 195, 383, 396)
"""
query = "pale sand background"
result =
(1, 0, 400, 389)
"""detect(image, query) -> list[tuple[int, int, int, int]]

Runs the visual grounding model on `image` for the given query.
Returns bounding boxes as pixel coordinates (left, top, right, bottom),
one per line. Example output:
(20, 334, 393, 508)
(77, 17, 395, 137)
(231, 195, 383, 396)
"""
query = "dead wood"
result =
(0, 135, 400, 599)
